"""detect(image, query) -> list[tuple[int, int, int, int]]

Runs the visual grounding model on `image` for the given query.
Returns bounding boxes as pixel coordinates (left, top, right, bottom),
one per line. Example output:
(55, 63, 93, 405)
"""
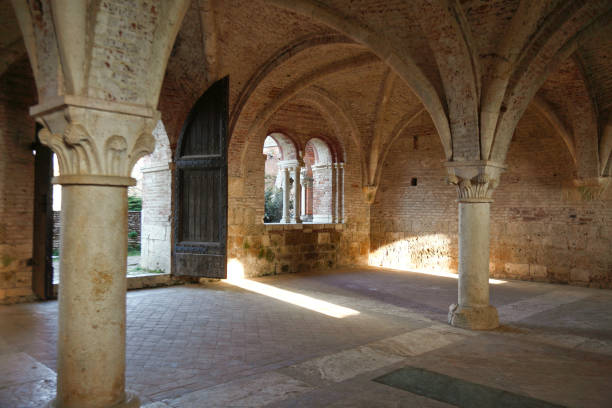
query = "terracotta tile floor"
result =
(1, 267, 612, 407)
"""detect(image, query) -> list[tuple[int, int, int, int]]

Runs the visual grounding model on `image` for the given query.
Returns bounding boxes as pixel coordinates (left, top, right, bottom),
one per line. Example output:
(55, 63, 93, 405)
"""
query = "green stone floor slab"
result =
(375, 366, 565, 408)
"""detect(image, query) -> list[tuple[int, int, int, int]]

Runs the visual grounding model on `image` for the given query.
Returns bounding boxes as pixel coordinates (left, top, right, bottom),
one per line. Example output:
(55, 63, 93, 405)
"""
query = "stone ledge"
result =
(263, 223, 343, 232)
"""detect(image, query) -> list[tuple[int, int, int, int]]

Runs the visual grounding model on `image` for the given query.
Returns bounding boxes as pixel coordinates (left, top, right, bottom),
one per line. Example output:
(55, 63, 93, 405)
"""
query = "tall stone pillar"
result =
(280, 166, 291, 224)
(292, 166, 302, 223)
(445, 161, 505, 330)
(302, 173, 314, 222)
(32, 99, 158, 408)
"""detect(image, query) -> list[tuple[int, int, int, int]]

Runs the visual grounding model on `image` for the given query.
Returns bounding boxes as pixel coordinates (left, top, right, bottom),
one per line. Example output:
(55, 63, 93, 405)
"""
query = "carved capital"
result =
(363, 184, 378, 205)
(571, 177, 610, 201)
(445, 161, 505, 202)
(33, 98, 159, 186)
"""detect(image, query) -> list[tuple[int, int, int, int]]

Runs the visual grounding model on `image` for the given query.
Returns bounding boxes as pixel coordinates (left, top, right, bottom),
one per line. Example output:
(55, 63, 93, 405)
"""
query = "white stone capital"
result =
(444, 161, 505, 202)
(32, 98, 160, 186)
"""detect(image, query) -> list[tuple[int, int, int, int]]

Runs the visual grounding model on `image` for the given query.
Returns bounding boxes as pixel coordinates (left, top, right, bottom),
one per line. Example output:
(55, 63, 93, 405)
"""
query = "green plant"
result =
(128, 196, 142, 211)
(127, 247, 141, 256)
(263, 187, 283, 223)
(128, 231, 138, 239)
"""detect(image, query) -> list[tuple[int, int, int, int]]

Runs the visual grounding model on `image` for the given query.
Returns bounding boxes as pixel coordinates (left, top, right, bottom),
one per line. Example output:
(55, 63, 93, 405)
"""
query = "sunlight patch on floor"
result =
(225, 259, 360, 318)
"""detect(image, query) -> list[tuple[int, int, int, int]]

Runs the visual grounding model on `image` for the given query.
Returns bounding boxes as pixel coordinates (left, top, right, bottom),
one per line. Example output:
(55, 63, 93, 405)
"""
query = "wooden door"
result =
(32, 126, 54, 299)
(174, 77, 228, 278)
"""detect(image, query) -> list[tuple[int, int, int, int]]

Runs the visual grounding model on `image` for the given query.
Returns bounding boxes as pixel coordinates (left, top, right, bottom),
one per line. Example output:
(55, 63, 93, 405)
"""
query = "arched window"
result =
(262, 133, 344, 225)
(304, 138, 344, 223)
(263, 133, 300, 223)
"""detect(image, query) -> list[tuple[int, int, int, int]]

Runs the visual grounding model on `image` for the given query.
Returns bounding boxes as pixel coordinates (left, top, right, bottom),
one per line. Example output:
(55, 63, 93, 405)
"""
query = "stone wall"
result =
(127, 212, 141, 248)
(370, 112, 612, 288)
(0, 57, 37, 304)
(140, 121, 172, 273)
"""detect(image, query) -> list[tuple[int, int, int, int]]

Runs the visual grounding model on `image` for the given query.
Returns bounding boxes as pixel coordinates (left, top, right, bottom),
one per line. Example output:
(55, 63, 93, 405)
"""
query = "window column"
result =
(279, 165, 291, 224)
(292, 165, 302, 223)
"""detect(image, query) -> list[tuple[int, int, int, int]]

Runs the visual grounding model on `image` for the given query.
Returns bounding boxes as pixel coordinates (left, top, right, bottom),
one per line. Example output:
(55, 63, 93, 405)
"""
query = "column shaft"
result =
(448, 201, 499, 330)
(280, 167, 290, 223)
(293, 167, 302, 223)
(56, 184, 137, 408)
(458, 202, 491, 307)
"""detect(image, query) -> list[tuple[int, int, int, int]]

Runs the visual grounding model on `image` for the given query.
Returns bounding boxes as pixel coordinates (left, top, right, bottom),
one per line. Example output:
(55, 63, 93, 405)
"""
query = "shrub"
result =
(263, 188, 283, 223)
(128, 196, 142, 211)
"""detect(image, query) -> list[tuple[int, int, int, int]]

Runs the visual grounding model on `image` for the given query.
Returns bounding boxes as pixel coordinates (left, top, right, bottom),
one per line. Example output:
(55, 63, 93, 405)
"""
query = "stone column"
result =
(445, 161, 505, 330)
(280, 166, 291, 224)
(302, 174, 313, 222)
(33, 99, 158, 408)
(292, 166, 302, 223)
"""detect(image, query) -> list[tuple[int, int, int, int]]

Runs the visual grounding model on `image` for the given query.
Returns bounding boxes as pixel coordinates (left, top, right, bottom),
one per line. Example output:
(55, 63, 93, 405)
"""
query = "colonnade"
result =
(278, 160, 344, 224)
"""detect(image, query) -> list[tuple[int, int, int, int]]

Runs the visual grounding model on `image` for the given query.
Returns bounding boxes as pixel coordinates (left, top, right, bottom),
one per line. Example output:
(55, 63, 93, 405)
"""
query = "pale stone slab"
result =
(498, 290, 592, 323)
(291, 346, 404, 383)
(368, 326, 469, 357)
(163, 372, 312, 408)
(0, 352, 56, 388)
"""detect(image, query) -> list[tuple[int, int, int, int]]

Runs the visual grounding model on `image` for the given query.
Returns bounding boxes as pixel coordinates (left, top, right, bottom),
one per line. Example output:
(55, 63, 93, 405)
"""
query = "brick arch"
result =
(229, 33, 356, 138)
(266, 131, 299, 161)
(263, 0, 452, 157)
(488, 2, 612, 164)
(232, 53, 377, 177)
(305, 137, 332, 165)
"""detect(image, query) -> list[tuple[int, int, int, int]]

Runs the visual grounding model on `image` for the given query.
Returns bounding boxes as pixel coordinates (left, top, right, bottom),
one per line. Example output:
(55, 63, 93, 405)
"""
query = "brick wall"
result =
(371, 112, 612, 288)
(0, 57, 37, 303)
(312, 164, 334, 223)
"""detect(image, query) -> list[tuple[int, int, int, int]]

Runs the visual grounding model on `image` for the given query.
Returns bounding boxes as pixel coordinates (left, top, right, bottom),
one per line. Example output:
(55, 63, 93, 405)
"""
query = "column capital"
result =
(312, 163, 333, 171)
(363, 184, 378, 205)
(572, 177, 610, 200)
(444, 161, 505, 203)
(278, 159, 299, 170)
(32, 96, 160, 186)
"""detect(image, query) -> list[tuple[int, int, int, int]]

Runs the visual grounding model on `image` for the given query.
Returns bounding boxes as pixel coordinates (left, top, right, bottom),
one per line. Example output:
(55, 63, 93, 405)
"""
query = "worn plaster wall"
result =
(0, 57, 36, 303)
(228, 102, 369, 277)
(371, 112, 612, 288)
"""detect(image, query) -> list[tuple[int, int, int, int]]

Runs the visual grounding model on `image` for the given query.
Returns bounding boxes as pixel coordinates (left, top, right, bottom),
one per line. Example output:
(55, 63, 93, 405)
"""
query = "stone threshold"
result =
(52, 273, 181, 296)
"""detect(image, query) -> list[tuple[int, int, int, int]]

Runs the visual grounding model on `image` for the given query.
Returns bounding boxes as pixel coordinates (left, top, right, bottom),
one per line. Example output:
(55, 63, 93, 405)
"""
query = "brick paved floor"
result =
(1, 266, 612, 407)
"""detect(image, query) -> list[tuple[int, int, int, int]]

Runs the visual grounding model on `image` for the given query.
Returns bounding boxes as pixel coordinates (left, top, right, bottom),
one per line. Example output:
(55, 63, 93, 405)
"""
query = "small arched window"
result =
(262, 133, 343, 224)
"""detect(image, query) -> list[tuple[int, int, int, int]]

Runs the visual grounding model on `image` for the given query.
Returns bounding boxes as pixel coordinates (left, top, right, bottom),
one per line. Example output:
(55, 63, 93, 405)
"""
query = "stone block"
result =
(317, 233, 330, 244)
(570, 268, 590, 283)
(529, 264, 547, 278)
(503, 263, 529, 278)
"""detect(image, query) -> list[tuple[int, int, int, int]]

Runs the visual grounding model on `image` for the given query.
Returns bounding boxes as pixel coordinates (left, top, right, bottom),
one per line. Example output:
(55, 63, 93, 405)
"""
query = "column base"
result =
(448, 304, 499, 330)
(47, 392, 140, 408)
